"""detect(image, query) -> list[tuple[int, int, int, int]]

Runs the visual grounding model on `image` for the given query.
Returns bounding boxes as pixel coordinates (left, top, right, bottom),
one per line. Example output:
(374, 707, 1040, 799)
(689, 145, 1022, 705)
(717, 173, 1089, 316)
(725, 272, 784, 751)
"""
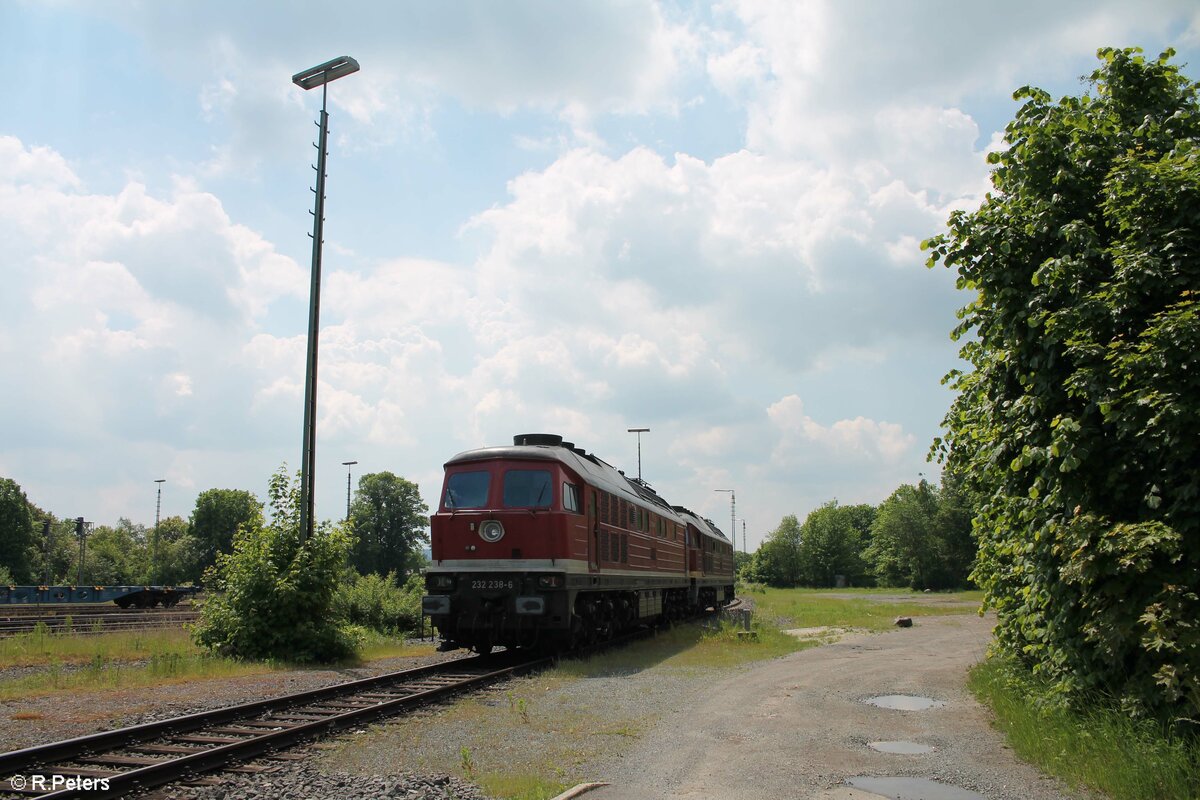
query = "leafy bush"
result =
(191, 467, 356, 663)
(333, 571, 423, 635)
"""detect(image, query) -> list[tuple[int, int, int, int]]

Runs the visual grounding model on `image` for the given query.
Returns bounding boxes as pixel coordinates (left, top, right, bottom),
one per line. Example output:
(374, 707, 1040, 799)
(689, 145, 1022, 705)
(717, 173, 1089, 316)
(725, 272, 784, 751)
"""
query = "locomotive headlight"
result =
(479, 520, 505, 543)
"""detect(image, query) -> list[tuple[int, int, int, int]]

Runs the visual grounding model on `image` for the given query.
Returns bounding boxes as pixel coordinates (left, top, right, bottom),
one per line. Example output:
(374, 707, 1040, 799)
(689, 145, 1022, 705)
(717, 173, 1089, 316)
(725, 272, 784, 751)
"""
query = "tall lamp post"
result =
(292, 55, 360, 542)
(627, 428, 649, 481)
(342, 460, 358, 522)
(714, 489, 735, 549)
(153, 478, 165, 583)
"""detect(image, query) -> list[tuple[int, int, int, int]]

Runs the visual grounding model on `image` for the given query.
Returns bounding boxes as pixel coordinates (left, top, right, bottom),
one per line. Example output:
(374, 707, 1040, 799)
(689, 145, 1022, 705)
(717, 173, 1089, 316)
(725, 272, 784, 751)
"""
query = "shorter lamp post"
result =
(627, 427, 649, 481)
(153, 479, 165, 584)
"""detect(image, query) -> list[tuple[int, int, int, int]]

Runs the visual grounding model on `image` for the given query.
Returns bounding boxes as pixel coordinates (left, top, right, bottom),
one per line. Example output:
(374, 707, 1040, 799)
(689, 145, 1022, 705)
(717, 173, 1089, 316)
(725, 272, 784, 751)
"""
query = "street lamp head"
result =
(155, 479, 166, 484)
(627, 427, 650, 433)
(343, 460, 358, 467)
(293, 56, 360, 90)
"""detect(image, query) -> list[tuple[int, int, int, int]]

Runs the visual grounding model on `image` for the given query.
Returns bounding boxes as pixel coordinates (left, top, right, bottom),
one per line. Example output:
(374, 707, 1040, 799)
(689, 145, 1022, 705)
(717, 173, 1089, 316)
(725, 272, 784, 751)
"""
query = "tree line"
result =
(0, 470, 429, 588)
(741, 474, 976, 591)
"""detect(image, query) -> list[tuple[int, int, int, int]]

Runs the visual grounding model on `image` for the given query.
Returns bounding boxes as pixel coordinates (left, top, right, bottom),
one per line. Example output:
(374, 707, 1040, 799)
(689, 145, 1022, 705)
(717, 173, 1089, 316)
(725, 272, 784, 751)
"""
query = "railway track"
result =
(0, 651, 550, 799)
(0, 608, 199, 638)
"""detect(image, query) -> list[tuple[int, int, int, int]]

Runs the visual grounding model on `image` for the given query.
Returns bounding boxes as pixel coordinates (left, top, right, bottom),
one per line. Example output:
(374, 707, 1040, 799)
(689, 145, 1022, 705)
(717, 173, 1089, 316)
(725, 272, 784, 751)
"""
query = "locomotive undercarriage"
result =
(423, 572, 724, 655)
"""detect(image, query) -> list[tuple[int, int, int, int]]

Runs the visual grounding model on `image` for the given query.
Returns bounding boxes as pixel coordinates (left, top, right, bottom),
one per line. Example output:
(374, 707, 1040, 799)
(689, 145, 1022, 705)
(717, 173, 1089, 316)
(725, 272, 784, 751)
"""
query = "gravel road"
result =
(584, 614, 1088, 800)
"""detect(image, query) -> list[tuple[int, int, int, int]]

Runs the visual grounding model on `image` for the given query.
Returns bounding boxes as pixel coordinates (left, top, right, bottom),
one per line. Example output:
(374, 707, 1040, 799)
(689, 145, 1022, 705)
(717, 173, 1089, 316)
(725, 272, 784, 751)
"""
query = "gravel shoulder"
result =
(585, 614, 1087, 800)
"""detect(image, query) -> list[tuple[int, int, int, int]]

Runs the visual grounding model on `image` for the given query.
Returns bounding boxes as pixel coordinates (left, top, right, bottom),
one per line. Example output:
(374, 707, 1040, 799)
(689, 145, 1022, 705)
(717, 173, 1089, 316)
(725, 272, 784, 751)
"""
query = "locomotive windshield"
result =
(444, 470, 490, 509)
(503, 469, 553, 508)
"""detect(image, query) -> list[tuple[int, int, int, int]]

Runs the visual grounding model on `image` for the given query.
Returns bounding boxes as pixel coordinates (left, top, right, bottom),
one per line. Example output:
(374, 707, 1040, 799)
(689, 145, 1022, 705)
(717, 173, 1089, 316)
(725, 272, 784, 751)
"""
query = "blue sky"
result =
(2, 1, 1197, 550)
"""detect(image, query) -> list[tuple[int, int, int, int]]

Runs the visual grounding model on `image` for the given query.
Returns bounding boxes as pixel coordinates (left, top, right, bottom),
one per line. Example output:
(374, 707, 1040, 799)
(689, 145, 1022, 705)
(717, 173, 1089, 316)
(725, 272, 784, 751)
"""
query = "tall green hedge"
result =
(925, 48, 1200, 718)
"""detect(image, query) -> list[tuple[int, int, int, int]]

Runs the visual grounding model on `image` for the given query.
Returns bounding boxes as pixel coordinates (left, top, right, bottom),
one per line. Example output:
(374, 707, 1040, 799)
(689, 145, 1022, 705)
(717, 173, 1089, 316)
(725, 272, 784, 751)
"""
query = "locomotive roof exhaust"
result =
(513, 433, 563, 447)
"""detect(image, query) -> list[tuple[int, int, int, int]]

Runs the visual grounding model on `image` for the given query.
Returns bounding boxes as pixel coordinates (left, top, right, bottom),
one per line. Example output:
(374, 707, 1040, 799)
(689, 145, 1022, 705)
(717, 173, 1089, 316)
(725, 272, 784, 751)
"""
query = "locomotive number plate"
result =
(472, 579, 515, 590)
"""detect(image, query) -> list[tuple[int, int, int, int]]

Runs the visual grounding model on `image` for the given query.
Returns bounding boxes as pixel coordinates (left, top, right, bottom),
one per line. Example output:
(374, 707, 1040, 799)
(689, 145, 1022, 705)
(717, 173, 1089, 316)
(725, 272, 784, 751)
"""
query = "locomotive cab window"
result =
(563, 482, 580, 513)
(503, 469, 553, 508)
(444, 471, 490, 509)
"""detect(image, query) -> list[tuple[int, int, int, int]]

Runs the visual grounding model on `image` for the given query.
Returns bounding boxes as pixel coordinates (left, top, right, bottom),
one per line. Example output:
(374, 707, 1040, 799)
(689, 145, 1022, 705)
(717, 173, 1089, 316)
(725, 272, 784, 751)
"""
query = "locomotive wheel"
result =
(474, 641, 494, 656)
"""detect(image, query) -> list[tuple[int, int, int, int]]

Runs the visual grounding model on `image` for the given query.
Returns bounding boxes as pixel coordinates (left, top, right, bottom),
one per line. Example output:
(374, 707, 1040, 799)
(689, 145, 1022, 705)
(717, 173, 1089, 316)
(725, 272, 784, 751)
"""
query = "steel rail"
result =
(1, 652, 551, 800)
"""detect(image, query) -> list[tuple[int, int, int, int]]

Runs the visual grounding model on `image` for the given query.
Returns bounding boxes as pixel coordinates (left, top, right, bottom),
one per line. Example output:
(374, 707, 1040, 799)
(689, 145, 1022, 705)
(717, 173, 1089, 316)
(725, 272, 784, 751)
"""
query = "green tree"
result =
(192, 466, 355, 662)
(189, 489, 263, 573)
(0, 478, 37, 583)
(863, 480, 970, 590)
(154, 516, 203, 585)
(349, 472, 429, 578)
(84, 519, 151, 585)
(750, 514, 803, 587)
(925, 48, 1200, 716)
(733, 548, 754, 580)
(796, 502, 868, 587)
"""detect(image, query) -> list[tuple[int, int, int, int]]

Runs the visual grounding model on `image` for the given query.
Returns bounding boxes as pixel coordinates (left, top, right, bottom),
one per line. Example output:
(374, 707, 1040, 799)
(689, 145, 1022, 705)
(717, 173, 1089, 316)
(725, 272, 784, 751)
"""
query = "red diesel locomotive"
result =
(422, 433, 735, 653)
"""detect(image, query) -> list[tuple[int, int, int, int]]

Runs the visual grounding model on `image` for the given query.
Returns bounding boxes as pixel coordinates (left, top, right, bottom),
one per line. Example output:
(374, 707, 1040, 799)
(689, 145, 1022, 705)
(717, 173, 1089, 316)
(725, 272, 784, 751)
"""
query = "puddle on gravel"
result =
(867, 740, 934, 754)
(864, 694, 945, 710)
(848, 776, 985, 800)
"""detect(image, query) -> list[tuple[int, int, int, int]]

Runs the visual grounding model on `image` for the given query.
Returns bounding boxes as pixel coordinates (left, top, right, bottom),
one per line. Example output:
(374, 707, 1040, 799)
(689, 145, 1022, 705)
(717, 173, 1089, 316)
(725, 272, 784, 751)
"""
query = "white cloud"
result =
(768, 394, 914, 464)
(0, 136, 304, 456)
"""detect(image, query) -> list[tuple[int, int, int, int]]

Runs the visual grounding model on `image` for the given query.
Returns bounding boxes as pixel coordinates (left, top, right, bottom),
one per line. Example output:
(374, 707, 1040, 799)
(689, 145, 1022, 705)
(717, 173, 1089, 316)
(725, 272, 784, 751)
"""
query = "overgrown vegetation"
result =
(925, 47, 1200, 720)
(970, 657, 1200, 800)
(333, 570, 424, 635)
(191, 466, 358, 663)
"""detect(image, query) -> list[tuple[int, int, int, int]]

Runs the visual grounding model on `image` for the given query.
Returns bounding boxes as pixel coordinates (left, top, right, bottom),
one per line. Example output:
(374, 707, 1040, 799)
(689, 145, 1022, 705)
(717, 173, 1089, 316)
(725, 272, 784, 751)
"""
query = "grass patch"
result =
(0, 650, 271, 701)
(752, 586, 982, 631)
(354, 632, 438, 663)
(0, 625, 202, 667)
(475, 772, 569, 800)
(0, 625, 275, 700)
(969, 656, 1200, 800)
